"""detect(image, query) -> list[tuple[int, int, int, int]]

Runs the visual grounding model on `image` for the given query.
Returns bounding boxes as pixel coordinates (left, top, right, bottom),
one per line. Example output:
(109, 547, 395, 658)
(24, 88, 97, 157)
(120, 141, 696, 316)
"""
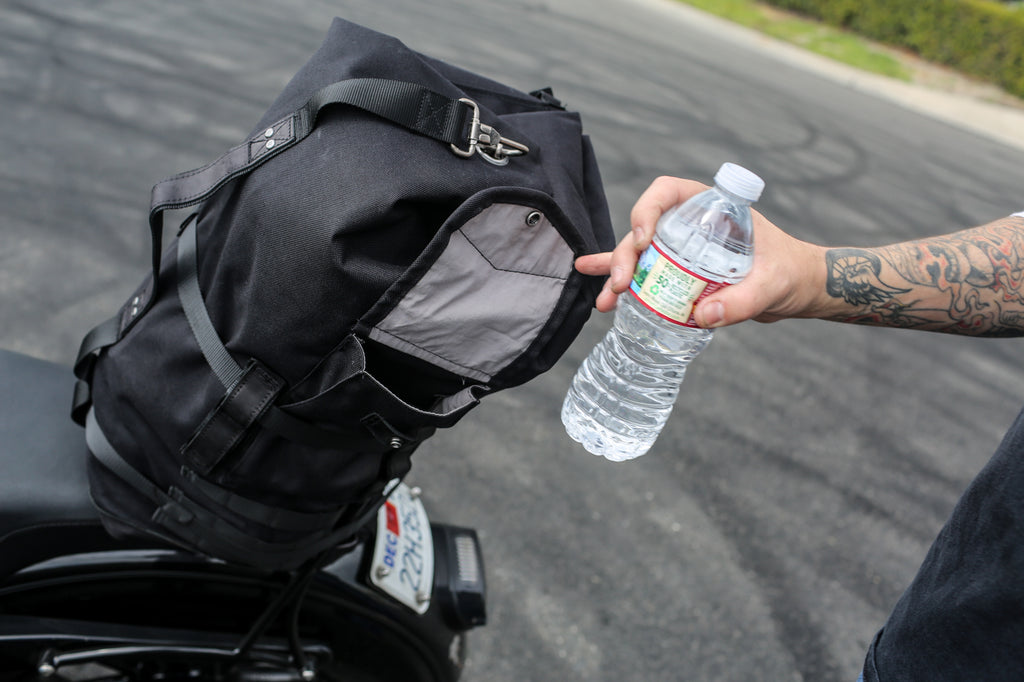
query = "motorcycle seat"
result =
(0, 348, 160, 578)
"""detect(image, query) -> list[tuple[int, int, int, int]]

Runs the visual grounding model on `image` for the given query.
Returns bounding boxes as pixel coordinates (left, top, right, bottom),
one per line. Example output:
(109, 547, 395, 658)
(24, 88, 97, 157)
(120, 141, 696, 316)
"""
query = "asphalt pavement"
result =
(4, 1, 1024, 681)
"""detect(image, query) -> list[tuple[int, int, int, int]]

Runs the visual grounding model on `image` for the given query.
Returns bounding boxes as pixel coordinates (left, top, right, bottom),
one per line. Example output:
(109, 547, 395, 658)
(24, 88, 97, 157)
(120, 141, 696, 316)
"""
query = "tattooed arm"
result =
(822, 217, 1024, 336)
(575, 176, 1024, 338)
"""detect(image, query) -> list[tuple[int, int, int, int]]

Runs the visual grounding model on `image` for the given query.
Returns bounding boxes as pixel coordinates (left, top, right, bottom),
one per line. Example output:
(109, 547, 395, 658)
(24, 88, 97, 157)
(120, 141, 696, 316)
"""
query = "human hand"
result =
(575, 176, 828, 327)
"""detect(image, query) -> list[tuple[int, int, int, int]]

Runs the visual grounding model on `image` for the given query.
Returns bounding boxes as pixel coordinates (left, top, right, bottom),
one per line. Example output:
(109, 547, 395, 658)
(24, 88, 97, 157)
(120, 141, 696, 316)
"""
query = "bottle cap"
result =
(714, 163, 765, 202)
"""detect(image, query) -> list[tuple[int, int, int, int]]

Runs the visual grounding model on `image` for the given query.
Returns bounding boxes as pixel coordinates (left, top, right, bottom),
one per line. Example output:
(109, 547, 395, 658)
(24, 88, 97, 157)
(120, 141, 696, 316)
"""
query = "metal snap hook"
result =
(450, 98, 529, 164)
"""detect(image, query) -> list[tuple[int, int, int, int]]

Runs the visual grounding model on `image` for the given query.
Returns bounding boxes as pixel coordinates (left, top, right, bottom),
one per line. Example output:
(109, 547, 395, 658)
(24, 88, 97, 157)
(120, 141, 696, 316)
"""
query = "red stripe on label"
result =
(631, 241, 731, 327)
(628, 282, 729, 327)
(649, 241, 718, 284)
(385, 501, 400, 536)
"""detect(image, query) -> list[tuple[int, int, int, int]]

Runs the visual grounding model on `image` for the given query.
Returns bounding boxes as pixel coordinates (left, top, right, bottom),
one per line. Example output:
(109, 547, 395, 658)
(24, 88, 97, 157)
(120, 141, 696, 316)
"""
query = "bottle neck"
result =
(713, 183, 754, 206)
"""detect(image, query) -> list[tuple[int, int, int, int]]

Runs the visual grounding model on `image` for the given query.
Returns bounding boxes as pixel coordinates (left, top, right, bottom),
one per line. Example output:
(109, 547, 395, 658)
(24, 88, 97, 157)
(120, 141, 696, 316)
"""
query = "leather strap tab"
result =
(182, 360, 284, 475)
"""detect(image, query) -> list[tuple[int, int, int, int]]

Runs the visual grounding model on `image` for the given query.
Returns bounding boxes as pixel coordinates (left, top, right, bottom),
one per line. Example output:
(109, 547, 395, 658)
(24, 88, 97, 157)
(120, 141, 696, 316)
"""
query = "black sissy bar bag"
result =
(71, 18, 614, 570)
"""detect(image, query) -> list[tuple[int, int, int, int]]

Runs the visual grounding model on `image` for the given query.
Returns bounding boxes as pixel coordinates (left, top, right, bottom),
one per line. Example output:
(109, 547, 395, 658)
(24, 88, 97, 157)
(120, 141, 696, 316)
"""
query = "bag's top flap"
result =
(186, 18, 613, 385)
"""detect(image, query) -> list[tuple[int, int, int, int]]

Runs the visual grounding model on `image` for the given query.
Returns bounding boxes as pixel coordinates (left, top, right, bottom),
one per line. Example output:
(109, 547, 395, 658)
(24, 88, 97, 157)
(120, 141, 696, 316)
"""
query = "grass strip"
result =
(677, 0, 911, 80)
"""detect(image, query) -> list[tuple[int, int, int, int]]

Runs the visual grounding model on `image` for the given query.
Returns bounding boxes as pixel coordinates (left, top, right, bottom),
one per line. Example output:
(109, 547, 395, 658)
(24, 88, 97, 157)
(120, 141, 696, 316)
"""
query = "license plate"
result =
(368, 482, 434, 614)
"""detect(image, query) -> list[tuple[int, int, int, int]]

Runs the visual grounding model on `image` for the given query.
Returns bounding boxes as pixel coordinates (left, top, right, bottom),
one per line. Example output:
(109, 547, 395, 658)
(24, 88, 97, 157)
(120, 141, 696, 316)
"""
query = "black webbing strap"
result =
(176, 216, 274, 470)
(157, 488, 380, 570)
(177, 217, 246, 390)
(71, 313, 124, 424)
(175, 217, 392, 452)
(72, 78, 474, 422)
(299, 78, 470, 146)
(180, 467, 345, 533)
(86, 408, 381, 569)
(85, 409, 190, 523)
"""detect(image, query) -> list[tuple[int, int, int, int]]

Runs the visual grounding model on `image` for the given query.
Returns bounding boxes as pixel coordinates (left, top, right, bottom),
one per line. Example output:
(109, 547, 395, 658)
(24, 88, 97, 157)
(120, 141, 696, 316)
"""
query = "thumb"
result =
(693, 280, 764, 329)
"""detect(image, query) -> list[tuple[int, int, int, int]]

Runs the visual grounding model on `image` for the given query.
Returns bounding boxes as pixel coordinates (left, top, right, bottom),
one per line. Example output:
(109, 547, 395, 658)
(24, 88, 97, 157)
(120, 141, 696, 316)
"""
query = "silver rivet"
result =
(526, 211, 542, 226)
(409, 486, 422, 500)
(415, 590, 430, 604)
(265, 139, 275, 150)
(389, 437, 402, 449)
(264, 127, 275, 138)
(376, 566, 391, 579)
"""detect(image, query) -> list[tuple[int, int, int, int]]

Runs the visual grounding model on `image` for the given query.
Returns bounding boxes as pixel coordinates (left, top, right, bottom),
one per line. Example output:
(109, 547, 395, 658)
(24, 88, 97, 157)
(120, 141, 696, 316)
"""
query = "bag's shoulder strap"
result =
(149, 78, 473, 221)
(73, 78, 476, 422)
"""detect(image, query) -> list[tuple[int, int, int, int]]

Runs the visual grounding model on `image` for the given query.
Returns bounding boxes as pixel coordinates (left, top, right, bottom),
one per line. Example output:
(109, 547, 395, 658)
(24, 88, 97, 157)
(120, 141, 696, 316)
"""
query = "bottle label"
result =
(628, 241, 727, 327)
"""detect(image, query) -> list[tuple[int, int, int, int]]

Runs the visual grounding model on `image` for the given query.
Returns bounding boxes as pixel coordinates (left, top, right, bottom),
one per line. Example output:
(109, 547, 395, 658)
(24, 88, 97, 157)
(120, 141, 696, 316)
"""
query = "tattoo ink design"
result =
(826, 249, 909, 306)
(824, 216, 1024, 336)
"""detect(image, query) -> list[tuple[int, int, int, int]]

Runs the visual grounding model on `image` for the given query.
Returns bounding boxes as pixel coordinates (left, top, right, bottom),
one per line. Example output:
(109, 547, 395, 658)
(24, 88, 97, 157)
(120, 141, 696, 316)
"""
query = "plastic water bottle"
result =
(561, 163, 764, 461)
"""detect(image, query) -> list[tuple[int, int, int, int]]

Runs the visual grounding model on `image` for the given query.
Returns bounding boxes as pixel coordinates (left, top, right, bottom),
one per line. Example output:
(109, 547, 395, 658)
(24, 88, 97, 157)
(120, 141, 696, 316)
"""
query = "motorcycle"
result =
(0, 348, 486, 681)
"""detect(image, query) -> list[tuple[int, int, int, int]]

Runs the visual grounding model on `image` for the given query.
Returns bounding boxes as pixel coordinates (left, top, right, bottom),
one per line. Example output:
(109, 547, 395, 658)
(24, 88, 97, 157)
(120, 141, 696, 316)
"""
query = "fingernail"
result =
(701, 301, 725, 328)
(610, 265, 626, 290)
(632, 225, 645, 247)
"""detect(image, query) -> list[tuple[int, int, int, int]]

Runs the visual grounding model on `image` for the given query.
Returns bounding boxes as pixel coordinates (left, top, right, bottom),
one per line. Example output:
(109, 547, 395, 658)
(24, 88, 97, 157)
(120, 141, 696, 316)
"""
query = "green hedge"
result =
(763, 0, 1024, 98)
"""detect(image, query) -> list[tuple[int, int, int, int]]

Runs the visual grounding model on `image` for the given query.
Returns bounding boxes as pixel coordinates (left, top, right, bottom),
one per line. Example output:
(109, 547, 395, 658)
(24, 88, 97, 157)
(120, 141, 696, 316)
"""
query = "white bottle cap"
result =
(714, 162, 765, 202)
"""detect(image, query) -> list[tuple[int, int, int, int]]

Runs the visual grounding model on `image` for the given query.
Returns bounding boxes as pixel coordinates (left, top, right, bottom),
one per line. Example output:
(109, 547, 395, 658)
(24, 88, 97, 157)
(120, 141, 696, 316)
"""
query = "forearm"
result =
(589, 174, 1024, 335)
(818, 215, 1024, 337)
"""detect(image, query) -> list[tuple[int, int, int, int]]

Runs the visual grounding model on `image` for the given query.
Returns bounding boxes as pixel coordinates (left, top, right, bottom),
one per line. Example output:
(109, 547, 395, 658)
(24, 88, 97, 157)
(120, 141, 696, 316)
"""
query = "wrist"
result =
(811, 245, 874, 321)
(796, 242, 841, 320)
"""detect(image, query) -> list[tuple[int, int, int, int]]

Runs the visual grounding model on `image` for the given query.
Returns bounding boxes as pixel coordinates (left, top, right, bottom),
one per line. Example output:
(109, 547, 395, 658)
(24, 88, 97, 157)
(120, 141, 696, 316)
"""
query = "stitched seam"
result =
(460, 230, 568, 281)
(416, 92, 449, 136)
(241, 367, 279, 424)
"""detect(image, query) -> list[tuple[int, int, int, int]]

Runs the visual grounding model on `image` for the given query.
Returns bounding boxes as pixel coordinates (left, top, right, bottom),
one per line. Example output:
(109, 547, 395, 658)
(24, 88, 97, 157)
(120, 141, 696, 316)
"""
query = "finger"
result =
(692, 288, 757, 327)
(608, 233, 639, 293)
(693, 281, 764, 329)
(575, 249, 627, 311)
(574, 252, 613, 276)
(629, 177, 709, 247)
(595, 276, 620, 313)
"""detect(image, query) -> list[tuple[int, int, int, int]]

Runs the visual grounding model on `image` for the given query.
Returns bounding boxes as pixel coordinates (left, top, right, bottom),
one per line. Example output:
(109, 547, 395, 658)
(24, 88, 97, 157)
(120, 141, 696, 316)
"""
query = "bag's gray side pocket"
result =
(368, 200, 573, 382)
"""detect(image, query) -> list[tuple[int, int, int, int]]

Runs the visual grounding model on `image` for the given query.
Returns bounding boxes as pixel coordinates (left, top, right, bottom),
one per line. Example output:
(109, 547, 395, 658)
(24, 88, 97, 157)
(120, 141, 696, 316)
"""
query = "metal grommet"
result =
(265, 139, 275, 150)
(526, 211, 542, 227)
(264, 127, 275, 138)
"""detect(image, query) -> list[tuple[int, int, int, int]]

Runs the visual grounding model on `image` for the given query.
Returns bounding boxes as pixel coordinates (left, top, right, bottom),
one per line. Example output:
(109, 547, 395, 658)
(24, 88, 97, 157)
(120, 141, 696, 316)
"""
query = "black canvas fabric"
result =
(862, 404, 1024, 681)
(74, 18, 614, 570)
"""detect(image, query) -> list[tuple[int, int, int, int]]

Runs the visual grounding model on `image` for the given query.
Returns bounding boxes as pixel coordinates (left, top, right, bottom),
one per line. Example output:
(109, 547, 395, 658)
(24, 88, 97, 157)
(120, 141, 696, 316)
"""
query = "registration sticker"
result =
(368, 483, 434, 614)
